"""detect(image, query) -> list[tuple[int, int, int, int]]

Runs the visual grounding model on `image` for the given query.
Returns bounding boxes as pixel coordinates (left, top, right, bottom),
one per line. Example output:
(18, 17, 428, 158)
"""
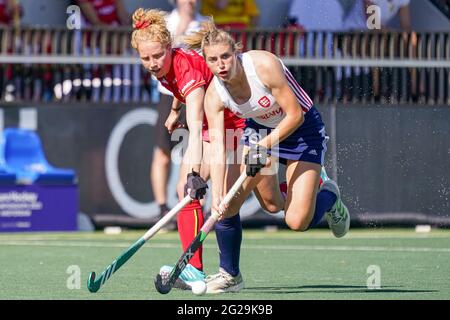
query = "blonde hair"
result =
(130, 8, 171, 50)
(183, 20, 243, 55)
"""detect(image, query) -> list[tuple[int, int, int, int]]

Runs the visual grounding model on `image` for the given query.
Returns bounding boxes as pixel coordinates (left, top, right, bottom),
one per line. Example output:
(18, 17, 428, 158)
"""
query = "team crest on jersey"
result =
(258, 96, 270, 108)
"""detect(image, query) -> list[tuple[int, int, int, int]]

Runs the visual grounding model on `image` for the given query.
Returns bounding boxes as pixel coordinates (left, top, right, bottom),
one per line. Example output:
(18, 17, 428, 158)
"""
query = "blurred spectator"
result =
(167, 0, 209, 46)
(71, 0, 132, 103)
(200, 0, 259, 29)
(342, 0, 412, 31)
(286, 0, 344, 57)
(368, 0, 412, 30)
(75, 0, 130, 27)
(287, 0, 348, 101)
(367, 0, 417, 100)
(341, 0, 417, 101)
(341, 0, 366, 31)
(0, 0, 21, 26)
(151, 0, 208, 229)
(0, 0, 23, 102)
(287, 0, 345, 32)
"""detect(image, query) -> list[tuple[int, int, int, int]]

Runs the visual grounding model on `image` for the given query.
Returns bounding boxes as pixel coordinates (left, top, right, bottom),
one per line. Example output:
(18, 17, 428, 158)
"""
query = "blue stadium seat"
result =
(0, 135, 17, 184)
(2, 128, 76, 184)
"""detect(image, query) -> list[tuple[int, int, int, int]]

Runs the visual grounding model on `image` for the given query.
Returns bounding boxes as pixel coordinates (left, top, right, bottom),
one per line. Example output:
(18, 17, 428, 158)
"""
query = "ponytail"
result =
(183, 20, 243, 54)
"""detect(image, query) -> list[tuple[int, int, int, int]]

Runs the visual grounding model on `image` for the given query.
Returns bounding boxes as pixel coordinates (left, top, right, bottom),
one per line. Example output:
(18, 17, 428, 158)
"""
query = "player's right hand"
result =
(245, 144, 269, 177)
(211, 197, 229, 221)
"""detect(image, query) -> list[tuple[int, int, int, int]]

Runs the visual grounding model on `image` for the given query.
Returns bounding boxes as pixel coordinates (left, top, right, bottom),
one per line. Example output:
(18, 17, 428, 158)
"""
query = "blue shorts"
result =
(242, 106, 328, 165)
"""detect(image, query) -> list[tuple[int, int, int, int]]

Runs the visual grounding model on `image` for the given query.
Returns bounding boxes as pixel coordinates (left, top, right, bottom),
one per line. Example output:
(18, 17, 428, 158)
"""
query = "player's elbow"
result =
(294, 109, 304, 127)
(286, 108, 304, 129)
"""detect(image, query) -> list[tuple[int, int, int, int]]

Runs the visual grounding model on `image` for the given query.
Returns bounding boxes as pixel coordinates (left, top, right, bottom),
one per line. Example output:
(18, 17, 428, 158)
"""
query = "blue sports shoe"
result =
(159, 264, 206, 290)
(320, 167, 350, 238)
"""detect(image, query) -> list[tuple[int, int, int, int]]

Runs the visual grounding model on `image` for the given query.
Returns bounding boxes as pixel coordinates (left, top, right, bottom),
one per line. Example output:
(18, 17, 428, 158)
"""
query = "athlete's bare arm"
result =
(204, 84, 227, 209)
(247, 50, 304, 150)
(165, 97, 183, 134)
(184, 87, 206, 173)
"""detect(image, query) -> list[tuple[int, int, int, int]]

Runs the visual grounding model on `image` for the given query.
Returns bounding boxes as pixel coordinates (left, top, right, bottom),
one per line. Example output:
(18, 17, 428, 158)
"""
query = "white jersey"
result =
(213, 52, 313, 128)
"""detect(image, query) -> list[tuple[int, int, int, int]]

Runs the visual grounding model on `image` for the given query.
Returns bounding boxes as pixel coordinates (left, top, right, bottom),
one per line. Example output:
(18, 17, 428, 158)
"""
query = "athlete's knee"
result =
(159, 154, 171, 166)
(285, 210, 313, 232)
(153, 148, 170, 166)
(285, 218, 310, 232)
(261, 201, 284, 214)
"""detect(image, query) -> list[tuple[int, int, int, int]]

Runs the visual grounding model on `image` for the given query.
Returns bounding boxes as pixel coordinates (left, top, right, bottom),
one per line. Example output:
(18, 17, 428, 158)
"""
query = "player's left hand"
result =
(184, 170, 208, 200)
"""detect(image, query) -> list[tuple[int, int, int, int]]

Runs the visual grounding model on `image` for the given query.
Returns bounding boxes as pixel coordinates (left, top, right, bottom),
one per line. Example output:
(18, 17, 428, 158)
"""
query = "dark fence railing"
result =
(0, 26, 449, 105)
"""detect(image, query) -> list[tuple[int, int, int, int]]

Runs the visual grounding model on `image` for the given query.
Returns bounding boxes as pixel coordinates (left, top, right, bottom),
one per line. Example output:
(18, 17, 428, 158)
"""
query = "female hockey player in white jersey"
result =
(183, 21, 350, 294)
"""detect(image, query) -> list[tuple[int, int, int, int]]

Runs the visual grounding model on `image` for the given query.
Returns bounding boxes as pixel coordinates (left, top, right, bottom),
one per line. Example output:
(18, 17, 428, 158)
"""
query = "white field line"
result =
(0, 232, 449, 242)
(0, 240, 449, 253)
(244, 233, 450, 240)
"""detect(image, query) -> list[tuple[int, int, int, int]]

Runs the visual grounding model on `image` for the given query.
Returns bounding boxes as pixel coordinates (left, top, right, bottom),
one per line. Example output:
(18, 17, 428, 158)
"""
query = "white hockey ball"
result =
(191, 281, 207, 296)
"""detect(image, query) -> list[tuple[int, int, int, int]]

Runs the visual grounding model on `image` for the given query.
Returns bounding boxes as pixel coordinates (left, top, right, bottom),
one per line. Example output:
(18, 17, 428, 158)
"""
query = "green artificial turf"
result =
(0, 228, 449, 300)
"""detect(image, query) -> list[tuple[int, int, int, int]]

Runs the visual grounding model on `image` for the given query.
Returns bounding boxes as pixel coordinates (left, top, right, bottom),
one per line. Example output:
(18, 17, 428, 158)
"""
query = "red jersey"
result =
(0, 0, 11, 24)
(76, 0, 120, 25)
(158, 48, 245, 142)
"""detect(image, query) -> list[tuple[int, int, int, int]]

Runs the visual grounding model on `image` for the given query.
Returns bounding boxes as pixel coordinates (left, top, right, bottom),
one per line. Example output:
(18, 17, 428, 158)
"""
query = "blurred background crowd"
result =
(0, 0, 448, 105)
